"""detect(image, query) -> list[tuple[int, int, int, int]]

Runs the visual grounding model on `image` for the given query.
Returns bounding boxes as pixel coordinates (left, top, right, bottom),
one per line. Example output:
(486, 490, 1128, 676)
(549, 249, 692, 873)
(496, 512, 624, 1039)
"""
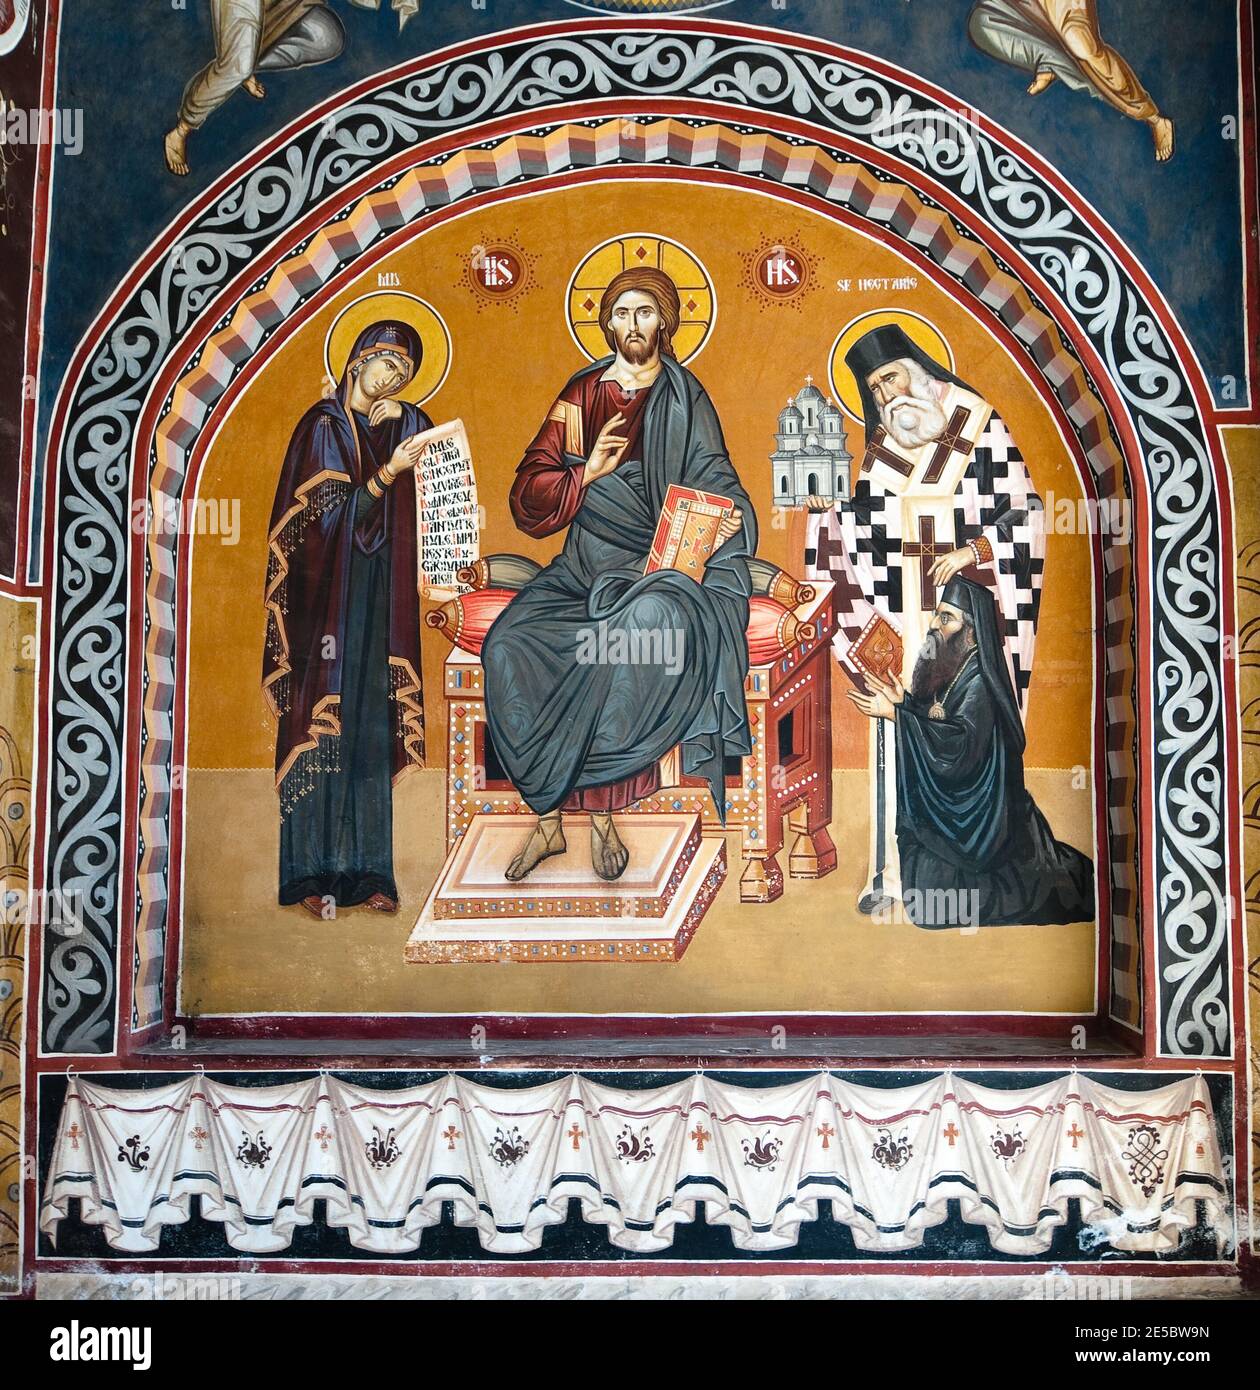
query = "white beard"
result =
(879, 371, 949, 450)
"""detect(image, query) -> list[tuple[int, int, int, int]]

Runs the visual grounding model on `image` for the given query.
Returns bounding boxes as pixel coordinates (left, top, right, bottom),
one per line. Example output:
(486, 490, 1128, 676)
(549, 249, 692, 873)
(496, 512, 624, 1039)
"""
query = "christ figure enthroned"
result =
(482, 267, 757, 882)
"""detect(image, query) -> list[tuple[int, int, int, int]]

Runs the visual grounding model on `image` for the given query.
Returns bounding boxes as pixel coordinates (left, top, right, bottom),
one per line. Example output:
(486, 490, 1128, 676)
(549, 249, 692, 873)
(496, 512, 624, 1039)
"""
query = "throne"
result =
(427, 555, 837, 906)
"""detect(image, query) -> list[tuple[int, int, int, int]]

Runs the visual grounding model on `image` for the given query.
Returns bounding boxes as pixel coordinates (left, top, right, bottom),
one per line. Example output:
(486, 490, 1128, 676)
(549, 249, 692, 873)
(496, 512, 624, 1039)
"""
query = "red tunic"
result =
(510, 373, 662, 812)
(511, 374, 652, 535)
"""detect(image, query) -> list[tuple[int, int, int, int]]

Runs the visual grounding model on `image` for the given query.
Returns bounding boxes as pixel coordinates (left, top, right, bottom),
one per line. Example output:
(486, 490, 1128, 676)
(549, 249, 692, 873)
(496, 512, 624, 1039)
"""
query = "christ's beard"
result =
(880, 390, 948, 450)
(910, 627, 974, 701)
(617, 330, 658, 365)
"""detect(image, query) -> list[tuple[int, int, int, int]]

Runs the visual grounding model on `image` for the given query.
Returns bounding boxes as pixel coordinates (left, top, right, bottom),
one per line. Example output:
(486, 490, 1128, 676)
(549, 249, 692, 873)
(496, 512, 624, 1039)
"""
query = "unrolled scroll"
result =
(413, 418, 479, 600)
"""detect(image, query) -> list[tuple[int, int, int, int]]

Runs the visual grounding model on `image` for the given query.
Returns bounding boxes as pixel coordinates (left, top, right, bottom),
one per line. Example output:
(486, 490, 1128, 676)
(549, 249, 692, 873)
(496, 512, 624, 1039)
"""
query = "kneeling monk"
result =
(848, 575, 1095, 926)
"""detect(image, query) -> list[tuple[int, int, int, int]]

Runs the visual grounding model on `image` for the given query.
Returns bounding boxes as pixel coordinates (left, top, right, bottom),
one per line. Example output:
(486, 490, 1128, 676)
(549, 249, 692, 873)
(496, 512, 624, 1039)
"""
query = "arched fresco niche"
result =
(177, 170, 1102, 1026)
(38, 29, 1235, 1062)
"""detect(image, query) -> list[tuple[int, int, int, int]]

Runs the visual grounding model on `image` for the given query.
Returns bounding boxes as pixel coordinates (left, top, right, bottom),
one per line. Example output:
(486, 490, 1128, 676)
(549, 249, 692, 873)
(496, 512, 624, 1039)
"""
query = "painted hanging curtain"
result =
(41, 1071, 1229, 1258)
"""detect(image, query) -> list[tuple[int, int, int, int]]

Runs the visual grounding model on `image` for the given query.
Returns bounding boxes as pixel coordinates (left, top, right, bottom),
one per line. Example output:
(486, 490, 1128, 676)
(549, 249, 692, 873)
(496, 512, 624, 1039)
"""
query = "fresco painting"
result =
(179, 186, 1100, 1014)
(0, 0, 1255, 1323)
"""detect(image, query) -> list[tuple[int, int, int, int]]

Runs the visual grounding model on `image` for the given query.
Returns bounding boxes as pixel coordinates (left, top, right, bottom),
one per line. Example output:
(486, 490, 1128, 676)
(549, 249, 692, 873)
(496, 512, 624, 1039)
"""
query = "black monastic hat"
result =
(845, 324, 976, 443)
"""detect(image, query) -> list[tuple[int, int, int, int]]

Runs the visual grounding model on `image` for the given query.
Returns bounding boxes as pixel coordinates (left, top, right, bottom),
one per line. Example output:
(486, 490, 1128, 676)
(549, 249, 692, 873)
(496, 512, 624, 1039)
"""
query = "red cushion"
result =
(427, 589, 816, 663)
(747, 595, 817, 664)
(424, 588, 515, 655)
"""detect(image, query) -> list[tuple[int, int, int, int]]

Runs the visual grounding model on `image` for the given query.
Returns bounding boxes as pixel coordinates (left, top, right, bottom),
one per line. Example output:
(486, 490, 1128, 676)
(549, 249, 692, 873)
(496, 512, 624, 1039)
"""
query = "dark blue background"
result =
(36, 0, 1247, 512)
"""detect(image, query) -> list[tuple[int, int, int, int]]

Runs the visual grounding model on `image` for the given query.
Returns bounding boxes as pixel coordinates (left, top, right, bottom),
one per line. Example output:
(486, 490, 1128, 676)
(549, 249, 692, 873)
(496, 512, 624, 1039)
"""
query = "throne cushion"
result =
(426, 585, 817, 664)
(424, 588, 517, 654)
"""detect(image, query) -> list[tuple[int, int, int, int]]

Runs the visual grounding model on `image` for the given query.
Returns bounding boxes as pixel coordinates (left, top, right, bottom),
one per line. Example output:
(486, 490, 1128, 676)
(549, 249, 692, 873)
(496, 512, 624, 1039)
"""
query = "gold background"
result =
(1226, 425, 1260, 1234)
(189, 181, 1095, 774)
(180, 180, 1099, 1017)
(0, 596, 35, 1292)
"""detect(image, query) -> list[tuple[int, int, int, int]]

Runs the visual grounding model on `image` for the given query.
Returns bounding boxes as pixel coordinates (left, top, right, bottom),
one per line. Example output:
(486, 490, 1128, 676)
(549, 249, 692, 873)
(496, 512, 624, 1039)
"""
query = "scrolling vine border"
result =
(41, 24, 1231, 1056)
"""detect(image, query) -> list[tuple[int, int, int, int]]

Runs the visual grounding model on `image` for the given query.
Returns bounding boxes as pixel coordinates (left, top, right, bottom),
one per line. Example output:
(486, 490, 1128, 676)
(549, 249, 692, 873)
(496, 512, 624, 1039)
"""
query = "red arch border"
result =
(28, 19, 1244, 1067)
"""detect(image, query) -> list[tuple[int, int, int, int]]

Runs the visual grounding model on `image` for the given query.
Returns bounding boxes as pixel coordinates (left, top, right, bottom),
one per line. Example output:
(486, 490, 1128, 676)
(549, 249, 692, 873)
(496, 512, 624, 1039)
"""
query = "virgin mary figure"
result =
(263, 319, 430, 916)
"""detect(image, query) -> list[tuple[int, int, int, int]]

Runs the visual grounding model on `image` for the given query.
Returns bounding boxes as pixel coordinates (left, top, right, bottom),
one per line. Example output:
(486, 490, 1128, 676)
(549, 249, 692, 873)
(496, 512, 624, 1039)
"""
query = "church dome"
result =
(779, 401, 803, 423)
(796, 381, 825, 405)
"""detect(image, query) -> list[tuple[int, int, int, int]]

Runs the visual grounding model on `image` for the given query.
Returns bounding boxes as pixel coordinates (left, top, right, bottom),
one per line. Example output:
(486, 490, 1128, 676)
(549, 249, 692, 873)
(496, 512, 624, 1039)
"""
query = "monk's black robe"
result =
(894, 658, 1094, 926)
(482, 354, 756, 817)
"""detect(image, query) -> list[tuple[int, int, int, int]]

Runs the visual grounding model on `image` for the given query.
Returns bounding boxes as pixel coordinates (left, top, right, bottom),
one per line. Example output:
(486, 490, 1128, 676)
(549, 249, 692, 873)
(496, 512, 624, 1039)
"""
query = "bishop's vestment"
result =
(806, 381, 1046, 903)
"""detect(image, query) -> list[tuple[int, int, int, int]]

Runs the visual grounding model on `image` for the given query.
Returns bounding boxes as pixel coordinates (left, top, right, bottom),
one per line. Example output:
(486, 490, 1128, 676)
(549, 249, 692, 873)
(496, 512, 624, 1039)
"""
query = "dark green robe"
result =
(482, 355, 757, 817)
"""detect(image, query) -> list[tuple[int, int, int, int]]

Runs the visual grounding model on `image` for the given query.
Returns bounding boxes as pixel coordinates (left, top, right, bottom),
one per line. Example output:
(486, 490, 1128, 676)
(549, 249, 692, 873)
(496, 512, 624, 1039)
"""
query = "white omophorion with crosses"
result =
(806, 328, 1046, 907)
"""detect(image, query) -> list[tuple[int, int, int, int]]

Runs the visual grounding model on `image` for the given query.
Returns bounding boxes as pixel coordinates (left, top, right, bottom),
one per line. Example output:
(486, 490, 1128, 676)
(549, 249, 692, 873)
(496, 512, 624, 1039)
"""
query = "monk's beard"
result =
(910, 625, 975, 701)
(879, 362, 949, 449)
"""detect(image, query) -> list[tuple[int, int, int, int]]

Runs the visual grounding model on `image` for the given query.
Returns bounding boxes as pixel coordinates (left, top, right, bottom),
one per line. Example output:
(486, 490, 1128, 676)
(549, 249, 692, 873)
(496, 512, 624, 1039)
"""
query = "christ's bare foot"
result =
(1027, 70, 1056, 96)
(505, 813, 566, 881)
(243, 75, 266, 100)
(164, 124, 190, 177)
(591, 813, 629, 882)
(1150, 115, 1174, 162)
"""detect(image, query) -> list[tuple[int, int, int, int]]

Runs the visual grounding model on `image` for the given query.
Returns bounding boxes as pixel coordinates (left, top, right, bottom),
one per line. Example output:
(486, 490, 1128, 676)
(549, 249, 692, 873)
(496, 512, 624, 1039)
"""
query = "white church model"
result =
(770, 376, 853, 507)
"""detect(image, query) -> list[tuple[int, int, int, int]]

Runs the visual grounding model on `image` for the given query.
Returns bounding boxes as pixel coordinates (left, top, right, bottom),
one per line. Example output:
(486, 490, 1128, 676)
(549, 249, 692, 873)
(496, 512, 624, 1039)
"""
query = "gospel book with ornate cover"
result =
(847, 612, 903, 685)
(644, 483, 735, 578)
